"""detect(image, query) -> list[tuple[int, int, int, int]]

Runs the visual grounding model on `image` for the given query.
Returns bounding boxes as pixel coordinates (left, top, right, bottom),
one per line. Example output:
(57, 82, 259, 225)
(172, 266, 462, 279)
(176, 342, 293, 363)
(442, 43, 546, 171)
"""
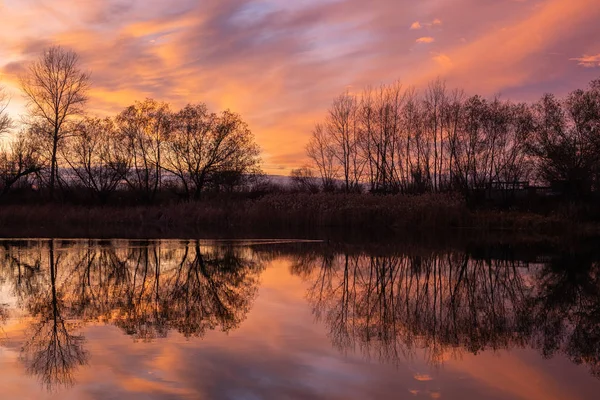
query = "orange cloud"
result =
(411, 19, 442, 30)
(570, 54, 600, 67)
(416, 37, 435, 44)
(432, 53, 453, 69)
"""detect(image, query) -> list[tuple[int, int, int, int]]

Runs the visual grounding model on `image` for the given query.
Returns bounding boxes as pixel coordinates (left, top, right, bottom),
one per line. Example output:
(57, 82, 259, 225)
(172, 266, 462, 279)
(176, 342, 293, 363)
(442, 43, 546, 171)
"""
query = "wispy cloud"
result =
(570, 54, 600, 67)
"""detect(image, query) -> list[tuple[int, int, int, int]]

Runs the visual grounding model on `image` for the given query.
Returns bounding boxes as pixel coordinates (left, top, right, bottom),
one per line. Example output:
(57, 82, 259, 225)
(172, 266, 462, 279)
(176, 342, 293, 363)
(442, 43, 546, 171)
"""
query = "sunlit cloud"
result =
(410, 19, 441, 30)
(410, 21, 422, 30)
(416, 37, 435, 44)
(432, 53, 453, 69)
(570, 53, 600, 67)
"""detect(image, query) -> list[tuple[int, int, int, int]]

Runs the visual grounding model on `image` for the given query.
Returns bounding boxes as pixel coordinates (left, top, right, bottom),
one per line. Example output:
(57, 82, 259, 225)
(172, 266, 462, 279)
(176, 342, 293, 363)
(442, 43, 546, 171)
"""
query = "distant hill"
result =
(264, 174, 293, 187)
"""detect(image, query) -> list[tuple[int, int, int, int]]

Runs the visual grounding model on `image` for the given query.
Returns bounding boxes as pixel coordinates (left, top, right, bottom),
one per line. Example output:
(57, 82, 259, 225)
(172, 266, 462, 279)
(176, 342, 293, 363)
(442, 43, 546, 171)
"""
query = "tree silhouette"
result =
(0, 84, 11, 135)
(20, 46, 90, 198)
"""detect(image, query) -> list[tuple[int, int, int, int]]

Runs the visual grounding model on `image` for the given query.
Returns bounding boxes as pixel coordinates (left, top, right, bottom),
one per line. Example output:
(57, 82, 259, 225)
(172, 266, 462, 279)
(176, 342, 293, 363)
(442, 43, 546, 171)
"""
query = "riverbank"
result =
(0, 192, 597, 239)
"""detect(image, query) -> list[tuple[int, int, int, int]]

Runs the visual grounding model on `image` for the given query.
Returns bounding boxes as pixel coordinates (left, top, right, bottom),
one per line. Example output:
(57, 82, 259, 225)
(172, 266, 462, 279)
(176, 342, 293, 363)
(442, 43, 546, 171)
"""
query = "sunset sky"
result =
(1, 0, 599, 174)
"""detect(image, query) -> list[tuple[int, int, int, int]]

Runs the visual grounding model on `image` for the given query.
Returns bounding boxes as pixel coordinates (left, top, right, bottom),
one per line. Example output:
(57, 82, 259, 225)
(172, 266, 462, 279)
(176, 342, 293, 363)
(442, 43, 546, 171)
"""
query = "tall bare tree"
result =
(327, 92, 362, 192)
(307, 123, 338, 191)
(20, 46, 90, 198)
(116, 99, 171, 202)
(424, 78, 448, 191)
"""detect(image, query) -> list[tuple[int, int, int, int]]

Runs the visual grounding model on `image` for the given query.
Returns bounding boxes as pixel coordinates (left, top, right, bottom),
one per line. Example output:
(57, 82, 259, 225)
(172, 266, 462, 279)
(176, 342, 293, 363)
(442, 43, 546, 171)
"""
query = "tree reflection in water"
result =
(1, 239, 600, 391)
(285, 246, 600, 377)
(19, 241, 88, 390)
(0, 239, 263, 390)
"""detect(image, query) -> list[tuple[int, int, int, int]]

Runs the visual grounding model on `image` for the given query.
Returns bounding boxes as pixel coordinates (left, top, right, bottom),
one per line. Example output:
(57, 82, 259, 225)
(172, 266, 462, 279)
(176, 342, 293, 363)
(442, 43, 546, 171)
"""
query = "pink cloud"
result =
(570, 54, 600, 67)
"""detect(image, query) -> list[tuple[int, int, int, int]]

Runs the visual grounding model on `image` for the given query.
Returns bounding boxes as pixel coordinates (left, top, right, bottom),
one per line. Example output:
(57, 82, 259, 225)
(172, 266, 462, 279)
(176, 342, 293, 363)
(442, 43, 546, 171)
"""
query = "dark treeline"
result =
(300, 77, 600, 201)
(0, 46, 261, 204)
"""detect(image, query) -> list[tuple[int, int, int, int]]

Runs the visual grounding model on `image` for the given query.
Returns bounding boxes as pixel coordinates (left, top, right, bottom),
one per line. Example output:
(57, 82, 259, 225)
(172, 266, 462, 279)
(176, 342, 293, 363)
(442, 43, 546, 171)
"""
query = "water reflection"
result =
(0, 239, 599, 395)
(0, 240, 263, 390)
(20, 241, 88, 389)
(284, 246, 600, 378)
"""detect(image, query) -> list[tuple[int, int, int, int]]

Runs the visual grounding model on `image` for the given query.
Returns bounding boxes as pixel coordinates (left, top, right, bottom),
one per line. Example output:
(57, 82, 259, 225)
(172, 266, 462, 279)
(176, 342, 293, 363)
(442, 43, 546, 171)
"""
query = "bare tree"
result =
(327, 92, 363, 192)
(0, 132, 41, 197)
(163, 105, 261, 198)
(424, 78, 448, 191)
(0, 84, 12, 135)
(63, 117, 129, 202)
(402, 87, 428, 192)
(307, 123, 338, 192)
(116, 99, 171, 202)
(20, 46, 90, 198)
(208, 110, 261, 193)
(443, 88, 465, 189)
(526, 86, 600, 197)
(364, 82, 405, 193)
(290, 166, 320, 193)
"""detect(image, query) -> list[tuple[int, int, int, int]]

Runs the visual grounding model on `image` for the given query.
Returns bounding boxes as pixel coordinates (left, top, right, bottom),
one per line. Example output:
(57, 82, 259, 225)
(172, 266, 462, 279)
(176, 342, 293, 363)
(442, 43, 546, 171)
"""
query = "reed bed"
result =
(0, 192, 593, 238)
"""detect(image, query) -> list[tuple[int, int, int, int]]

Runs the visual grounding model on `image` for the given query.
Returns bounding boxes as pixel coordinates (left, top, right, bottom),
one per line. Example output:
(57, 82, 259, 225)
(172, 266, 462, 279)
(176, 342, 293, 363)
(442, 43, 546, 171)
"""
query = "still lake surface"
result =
(0, 238, 599, 399)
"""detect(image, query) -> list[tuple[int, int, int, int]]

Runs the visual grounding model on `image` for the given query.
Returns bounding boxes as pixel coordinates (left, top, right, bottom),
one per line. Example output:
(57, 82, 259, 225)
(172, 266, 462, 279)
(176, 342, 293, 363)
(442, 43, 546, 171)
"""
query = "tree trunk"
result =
(50, 133, 59, 200)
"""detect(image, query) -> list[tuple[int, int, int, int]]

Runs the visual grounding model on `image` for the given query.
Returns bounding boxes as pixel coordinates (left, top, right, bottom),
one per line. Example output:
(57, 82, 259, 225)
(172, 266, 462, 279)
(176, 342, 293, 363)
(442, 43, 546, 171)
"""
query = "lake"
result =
(0, 238, 598, 399)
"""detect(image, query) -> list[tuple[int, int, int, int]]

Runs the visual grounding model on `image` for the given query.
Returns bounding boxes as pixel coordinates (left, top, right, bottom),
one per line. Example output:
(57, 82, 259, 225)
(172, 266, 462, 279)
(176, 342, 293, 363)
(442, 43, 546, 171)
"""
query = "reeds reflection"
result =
(285, 247, 600, 377)
(0, 240, 264, 390)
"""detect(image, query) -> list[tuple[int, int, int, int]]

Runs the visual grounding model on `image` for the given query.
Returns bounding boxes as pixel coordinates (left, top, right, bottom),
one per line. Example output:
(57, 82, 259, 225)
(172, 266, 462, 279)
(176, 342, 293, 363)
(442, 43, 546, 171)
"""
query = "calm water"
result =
(0, 239, 599, 399)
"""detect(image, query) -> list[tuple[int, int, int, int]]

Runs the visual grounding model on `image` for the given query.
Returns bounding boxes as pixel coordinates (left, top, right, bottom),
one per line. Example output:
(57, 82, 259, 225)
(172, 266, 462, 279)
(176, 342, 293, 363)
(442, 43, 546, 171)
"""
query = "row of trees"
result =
(0, 46, 261, 202)
(303, 78, 600, 196)
(3, 46, 598, 203)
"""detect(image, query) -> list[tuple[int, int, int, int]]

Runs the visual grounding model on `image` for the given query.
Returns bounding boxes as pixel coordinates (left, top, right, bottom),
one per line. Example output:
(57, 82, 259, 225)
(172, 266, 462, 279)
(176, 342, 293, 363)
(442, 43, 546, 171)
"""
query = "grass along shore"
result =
(0, 192, 596, 239)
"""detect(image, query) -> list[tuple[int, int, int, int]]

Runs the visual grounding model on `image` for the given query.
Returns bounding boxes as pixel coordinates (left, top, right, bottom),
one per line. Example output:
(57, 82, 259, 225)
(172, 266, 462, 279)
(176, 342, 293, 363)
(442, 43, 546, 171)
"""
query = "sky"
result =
(0, 0, 599, 174)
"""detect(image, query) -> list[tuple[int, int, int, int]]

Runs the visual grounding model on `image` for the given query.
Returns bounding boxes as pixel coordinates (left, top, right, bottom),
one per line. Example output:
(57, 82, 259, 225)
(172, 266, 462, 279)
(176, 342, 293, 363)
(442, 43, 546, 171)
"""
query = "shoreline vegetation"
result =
(0, 192, 597, 240)
(1, 46, 600, 242)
